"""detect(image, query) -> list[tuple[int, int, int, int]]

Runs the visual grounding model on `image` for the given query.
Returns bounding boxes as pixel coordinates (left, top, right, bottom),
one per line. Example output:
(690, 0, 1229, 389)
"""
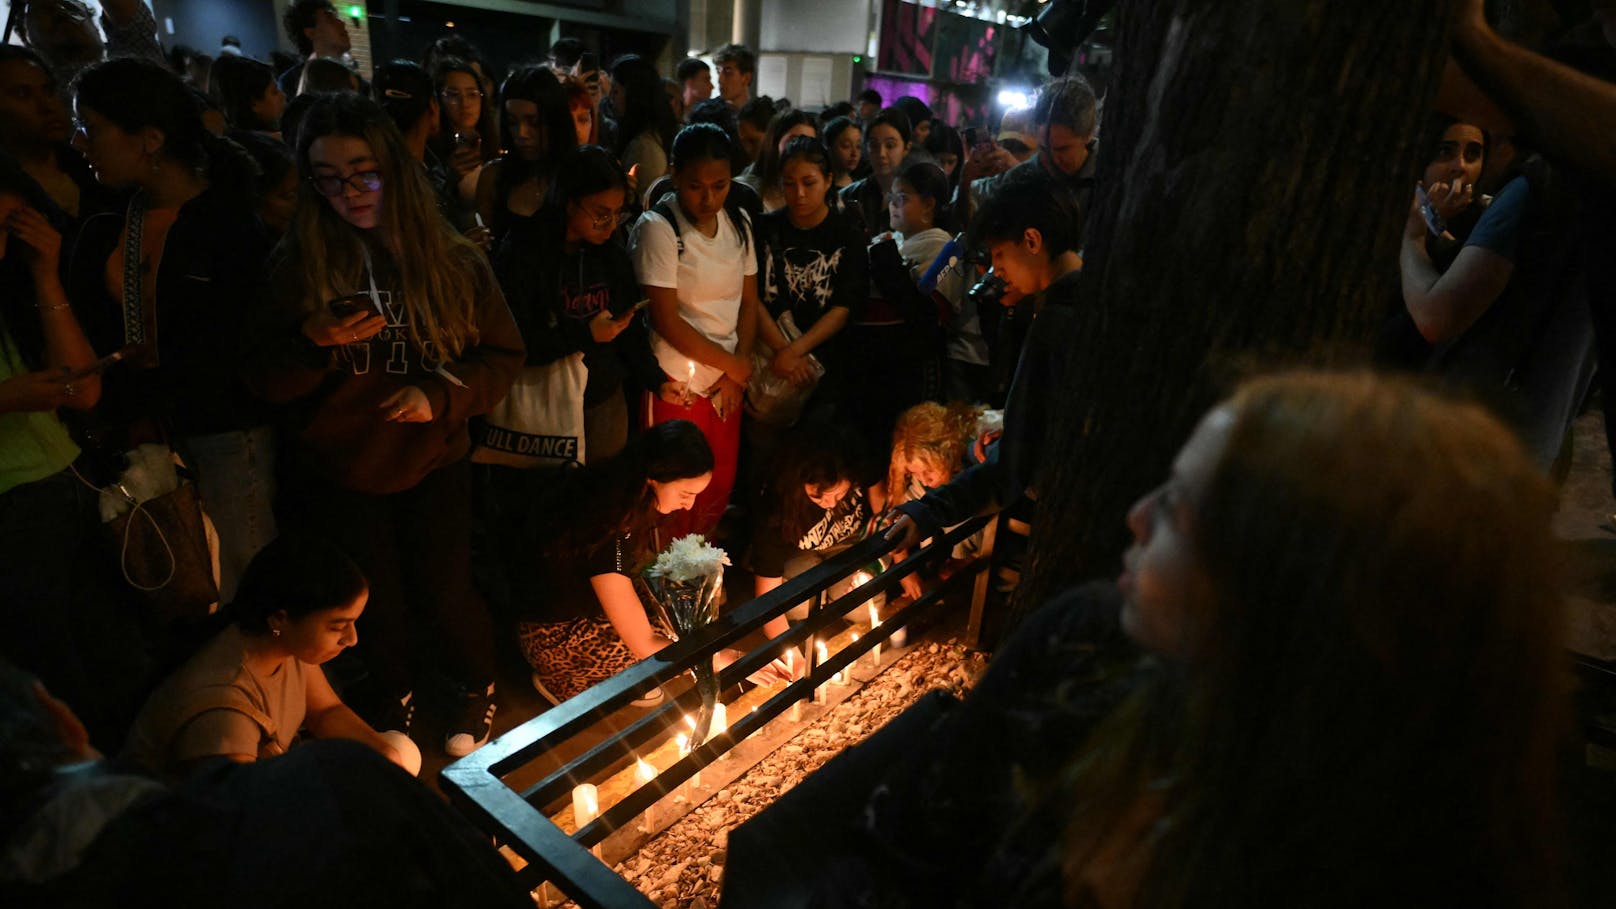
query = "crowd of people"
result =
(1, 0, 1612, 903)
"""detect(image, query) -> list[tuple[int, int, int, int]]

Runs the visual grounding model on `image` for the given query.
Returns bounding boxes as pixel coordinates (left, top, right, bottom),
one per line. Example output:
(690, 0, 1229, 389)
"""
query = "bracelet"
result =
(35, 302, 71, 312)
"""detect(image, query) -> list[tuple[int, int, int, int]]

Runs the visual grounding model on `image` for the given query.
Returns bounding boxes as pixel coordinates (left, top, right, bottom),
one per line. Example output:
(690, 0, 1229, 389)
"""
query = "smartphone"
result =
(611, 296, 651, 319)
(328, 293, 372, 319)
(963, 126, 981, 147)
(63, 347, 131, 382)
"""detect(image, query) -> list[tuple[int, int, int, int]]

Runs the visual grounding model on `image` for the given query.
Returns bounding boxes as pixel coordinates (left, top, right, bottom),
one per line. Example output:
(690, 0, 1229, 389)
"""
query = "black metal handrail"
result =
(439, 515, 991, 908)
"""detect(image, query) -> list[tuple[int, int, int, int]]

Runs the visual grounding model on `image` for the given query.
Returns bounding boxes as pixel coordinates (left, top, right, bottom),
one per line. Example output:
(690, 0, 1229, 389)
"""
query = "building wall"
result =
(149, 0, 282, 59)
(759, 0, 867, 55)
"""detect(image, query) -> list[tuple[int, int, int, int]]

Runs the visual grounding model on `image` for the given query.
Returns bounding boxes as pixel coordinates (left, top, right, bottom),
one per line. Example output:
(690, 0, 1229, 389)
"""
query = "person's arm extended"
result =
(1398, 206, 1513, 344)
(1451, 1, 1616, 181)
(593, 573, 672, 660)
(304, 665, 410, 770)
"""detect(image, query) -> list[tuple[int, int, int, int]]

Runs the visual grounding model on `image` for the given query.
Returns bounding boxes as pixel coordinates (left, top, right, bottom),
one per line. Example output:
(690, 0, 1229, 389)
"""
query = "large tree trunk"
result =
(1016, 2, 1456, 613)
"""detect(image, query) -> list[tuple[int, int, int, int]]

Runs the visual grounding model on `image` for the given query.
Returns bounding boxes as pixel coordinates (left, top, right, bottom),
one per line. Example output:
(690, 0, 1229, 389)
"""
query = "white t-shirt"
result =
(630, 201, 756, 394)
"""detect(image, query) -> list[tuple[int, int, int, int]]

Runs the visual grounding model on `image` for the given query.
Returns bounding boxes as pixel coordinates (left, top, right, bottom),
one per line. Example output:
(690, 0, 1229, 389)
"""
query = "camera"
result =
(967, 269, 1009, 309)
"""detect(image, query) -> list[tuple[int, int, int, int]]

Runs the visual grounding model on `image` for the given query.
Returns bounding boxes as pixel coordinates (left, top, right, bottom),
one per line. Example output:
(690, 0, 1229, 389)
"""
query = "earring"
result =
(272, 628, 282, 638)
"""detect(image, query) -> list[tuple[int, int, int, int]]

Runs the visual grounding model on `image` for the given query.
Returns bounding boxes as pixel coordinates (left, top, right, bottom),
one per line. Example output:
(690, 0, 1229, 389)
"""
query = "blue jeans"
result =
(180, 426, 277, 602)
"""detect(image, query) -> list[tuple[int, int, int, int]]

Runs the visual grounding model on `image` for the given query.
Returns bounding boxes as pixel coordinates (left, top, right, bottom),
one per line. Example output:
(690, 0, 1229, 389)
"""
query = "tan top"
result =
(123, 625, 309, 778)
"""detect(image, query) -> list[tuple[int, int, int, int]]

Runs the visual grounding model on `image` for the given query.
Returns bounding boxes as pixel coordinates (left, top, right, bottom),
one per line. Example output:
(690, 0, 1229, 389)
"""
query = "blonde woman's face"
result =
(1119, 405, 1228, 660)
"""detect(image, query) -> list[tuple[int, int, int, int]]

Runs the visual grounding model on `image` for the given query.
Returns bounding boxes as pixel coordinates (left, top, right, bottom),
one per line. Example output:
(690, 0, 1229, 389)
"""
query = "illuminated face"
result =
(987, 234, 1049, 301)
(440, 70, 483, 133)
(570, 99, 593, 146)
(905, 455, 950, 490)
(780, 158, 829, 223)
(271, 590, 366, 665)
(866, 123, 907, 179)
(683, 67, 713, 109)
(673, 158, 732, 223)
(832, 126, 861, 174)
(308, 8, 352, 56)
(717, 61, 751, 105)
(566, 185, 626, 246)
(504, 98, 543, 160)
(1040, 123, 1089, 177)
(71, 103, 148, 188)
(1119, 406, 1227, 660)
(805, 478, 851, 511)
(650, 472, 712, 513)
(911, 117, 931, 147)
(0, 59, 71, 147)
(1423, 122, 1485, 189)
(308, 134, 384, 231)
(887, 177, 932, 234)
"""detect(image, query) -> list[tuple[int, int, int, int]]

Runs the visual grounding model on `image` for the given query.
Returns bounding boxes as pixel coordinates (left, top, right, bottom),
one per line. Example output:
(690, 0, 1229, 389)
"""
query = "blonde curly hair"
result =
(885, 401, 985, 508)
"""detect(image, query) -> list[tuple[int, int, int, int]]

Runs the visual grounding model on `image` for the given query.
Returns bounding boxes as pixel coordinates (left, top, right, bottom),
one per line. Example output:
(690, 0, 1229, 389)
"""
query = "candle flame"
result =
(684, 713, 696, 730)
(635, 756, 656, 784)
(713, 703, 728, 735)
(869, 603, 881, 627)
(816, 639, 829, 663)
(675, 732, 689, 755)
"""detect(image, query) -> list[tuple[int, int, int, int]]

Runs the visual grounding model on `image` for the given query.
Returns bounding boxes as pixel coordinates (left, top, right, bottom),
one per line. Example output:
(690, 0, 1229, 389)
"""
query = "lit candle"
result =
(869, 604, 882, 665)
(634, 756, 657, 834)
(572, 783, 599, 828)
(814, 639, 828, 703)
(712, 703, 729, 759)
(685, 359, 697, 397)
(675, 731, 690, 755)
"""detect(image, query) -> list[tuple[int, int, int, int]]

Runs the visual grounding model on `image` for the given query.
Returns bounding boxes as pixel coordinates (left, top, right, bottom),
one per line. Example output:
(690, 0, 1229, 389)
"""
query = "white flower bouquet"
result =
(644, 535, 729, 742)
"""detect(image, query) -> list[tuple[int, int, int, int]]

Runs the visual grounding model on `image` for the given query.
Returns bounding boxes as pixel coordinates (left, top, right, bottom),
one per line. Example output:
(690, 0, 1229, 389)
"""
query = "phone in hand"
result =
(63, 346, 132, 382)
(328, 293, 372, 319)
(610, 296, 651, 319)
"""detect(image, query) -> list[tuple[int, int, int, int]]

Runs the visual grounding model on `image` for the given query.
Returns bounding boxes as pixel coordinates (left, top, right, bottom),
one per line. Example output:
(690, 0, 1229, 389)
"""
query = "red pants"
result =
(646, 390, 740, 539)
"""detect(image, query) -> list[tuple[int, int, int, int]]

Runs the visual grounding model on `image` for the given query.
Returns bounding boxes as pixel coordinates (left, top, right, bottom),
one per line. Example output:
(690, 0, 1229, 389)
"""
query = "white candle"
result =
(890, 625, 908, 648)
(868, 604, 882, 665)
(712, 702, 728, 736)
(634, 757, 657, 834)
(815, 640, 830, 701)
(572, 783, 599, 828)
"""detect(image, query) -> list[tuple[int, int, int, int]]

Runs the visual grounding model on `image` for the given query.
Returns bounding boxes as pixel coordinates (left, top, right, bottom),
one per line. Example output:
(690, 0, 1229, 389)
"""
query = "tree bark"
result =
(1016, 2, 1457, 614)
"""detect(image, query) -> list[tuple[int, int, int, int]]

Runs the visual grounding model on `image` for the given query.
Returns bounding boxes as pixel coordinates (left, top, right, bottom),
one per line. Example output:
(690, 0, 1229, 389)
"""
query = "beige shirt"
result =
(124, 625, 309, 778)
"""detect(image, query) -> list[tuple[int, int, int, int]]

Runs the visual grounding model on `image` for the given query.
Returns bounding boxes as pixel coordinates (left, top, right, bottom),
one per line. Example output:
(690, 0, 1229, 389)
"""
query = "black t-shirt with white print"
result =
(756, 205, 870, 335)
(752, 484, 872, 578)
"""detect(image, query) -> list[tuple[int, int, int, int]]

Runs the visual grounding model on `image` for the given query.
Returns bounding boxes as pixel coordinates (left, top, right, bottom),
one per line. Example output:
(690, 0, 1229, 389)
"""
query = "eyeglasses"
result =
(440, 89, 484, 104)
(310, 170, 383, 197)
(579, 205, 629, 229)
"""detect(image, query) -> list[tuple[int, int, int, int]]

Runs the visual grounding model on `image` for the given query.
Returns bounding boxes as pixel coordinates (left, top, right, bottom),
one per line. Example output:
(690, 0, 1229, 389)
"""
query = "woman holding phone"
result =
(249, 92, 523, 758)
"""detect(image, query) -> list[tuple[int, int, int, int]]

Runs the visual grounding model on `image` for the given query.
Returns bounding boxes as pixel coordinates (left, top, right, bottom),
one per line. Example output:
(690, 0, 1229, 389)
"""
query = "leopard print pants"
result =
(518, 616, 638, 703)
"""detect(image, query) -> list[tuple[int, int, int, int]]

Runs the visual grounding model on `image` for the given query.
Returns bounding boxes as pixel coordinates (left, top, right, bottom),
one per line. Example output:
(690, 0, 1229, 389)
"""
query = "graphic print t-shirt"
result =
(757, 207, 869, 334)
(752, 484, 872, 578)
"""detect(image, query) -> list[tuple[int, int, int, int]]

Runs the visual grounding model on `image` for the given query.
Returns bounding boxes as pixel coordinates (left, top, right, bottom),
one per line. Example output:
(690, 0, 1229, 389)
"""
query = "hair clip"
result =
(383, 88, 413, 99)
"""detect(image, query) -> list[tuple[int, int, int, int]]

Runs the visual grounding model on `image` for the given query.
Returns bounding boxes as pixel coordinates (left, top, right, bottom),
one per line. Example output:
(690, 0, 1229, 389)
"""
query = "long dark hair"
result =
(1055, 372, 1568, 907)
(494, 64, 578, 209)
(763, 422, 863, 542)
(610, 54, 677, 165)
(752, 109, 817, 198)
(553, 143, 631, 208)
(432, 56, 499, 154)
(73, 57, 258, 206)
(542, 420, 714, 565)
(669, 122, 752, 252)
(211, 54, 277, 131)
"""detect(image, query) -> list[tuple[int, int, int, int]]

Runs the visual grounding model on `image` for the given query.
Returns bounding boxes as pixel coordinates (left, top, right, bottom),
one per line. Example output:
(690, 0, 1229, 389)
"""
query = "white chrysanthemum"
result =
(646, 534, 730, 583)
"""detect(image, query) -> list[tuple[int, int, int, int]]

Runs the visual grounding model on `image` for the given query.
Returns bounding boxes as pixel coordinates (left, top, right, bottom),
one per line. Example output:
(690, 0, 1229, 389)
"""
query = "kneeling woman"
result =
(515, 420, 713, 703)
(124, 536, 419, 780)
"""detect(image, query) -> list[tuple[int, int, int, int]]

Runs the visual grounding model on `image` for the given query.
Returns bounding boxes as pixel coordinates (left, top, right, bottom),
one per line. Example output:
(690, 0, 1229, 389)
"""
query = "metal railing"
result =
(439, 516, 992, 909)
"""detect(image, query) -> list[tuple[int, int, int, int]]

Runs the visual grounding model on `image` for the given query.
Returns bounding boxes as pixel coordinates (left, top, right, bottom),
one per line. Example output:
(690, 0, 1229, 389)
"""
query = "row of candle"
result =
(566, 586, 909, 837)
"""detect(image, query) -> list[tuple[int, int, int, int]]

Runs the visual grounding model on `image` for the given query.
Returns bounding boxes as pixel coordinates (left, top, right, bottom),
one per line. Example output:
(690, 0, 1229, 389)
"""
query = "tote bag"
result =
(470, 352, 588, 468)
